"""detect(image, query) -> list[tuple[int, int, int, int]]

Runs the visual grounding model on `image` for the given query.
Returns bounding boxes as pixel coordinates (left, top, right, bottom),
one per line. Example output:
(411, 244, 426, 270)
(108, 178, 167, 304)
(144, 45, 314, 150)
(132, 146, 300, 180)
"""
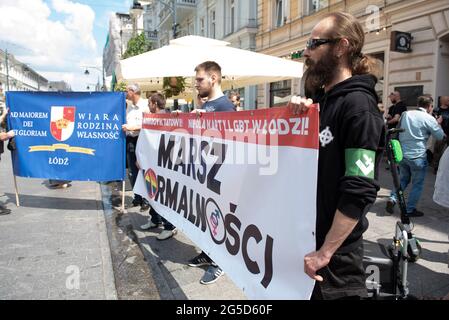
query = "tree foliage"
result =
(114, 81, 127, 92)
(123, 33, 152, 59)
(163, 77, 186, 98)
(115, 33, 151, 92)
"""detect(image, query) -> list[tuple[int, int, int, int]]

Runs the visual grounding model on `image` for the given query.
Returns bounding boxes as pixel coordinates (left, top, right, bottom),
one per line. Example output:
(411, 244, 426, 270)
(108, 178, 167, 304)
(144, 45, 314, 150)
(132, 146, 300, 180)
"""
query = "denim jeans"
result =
(390, 156, 428, 213)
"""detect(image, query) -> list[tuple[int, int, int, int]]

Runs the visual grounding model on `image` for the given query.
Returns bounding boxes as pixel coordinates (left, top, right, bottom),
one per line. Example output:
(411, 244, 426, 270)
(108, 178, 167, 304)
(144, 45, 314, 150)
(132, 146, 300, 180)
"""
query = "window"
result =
(395, 86, 424, 107)
(230, 0, 235, 33)
(274, 0, 284, 28)
(270, 80, 291, 107)
(303, 0, 328, 15)
(211, 10, 216, 38)
(200, 18, 205, 36)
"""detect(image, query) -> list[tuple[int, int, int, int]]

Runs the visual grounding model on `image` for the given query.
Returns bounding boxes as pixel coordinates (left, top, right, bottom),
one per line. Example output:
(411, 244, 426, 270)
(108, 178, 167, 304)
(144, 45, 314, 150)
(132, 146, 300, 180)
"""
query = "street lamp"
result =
(4, 49, 10, 91)
(130, 1, 145, 37)
(86, 83, 98, 91)
(82, 65, 105, 91)
(130, 1, 144, 17)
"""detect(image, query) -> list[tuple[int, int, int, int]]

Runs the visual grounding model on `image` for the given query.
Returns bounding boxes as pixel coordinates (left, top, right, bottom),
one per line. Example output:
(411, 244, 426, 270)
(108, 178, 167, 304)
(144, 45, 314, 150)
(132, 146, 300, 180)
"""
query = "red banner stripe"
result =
(142, 105, 319, 149)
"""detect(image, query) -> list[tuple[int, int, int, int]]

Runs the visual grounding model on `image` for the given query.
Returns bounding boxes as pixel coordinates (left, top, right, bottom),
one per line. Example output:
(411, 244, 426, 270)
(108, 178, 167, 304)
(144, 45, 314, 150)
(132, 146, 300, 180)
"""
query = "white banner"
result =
(134, 106, 319, 299)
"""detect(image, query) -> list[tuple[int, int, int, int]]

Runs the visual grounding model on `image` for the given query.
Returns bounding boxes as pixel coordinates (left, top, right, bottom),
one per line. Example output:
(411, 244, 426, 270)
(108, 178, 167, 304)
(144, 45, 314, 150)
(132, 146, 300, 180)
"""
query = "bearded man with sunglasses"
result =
(290, 12, 385, 300)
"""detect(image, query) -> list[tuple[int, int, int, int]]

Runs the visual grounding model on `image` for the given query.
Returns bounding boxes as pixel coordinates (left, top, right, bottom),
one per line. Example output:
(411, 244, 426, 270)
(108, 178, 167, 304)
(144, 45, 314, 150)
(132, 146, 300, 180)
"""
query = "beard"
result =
(196, 84, 211, 98)
(305, 53, 339, 92)
(198, 90, 210, 98)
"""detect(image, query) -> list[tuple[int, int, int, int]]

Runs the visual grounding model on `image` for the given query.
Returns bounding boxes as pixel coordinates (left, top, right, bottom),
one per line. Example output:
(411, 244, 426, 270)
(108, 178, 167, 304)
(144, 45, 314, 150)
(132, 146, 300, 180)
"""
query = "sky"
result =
(0, 0, 133, 91)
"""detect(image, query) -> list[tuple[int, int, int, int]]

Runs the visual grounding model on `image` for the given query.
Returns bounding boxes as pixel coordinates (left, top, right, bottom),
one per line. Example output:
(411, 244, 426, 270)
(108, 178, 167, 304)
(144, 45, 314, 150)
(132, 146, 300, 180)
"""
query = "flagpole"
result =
(121, 180, 125, 212)
(13, 174, 20, 207)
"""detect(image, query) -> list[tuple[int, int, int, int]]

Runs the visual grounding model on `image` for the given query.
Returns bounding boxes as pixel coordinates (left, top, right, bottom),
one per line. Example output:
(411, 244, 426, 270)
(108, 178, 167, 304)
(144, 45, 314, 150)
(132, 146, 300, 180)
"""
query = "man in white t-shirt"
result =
(122, 84, 150, 211)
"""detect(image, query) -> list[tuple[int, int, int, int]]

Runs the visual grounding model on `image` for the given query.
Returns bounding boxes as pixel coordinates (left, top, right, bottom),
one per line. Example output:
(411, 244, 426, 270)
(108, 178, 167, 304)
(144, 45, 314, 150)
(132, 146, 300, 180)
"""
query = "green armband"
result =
(345, 148, 376, 178)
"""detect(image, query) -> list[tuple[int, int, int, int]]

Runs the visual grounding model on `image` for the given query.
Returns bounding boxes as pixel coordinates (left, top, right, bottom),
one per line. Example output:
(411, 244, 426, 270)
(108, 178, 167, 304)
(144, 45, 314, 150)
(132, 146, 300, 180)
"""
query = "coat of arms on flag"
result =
(50, 106, 76, 142)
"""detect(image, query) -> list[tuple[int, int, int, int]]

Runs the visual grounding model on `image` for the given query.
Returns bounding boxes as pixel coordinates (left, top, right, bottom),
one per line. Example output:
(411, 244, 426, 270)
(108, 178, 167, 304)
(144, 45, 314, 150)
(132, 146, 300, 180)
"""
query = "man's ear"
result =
(210, 73, 217, 85)
(336, 38, 350, 58)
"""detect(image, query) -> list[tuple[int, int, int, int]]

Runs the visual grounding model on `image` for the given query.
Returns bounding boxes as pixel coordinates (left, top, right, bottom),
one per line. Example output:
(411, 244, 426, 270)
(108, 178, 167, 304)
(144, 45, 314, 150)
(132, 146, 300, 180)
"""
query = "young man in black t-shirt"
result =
(187, 61, 234, 285)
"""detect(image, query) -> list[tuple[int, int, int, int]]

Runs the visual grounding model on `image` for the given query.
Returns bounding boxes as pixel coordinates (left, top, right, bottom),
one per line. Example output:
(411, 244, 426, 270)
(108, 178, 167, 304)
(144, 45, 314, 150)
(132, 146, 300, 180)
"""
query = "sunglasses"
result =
(306, 38, 339, 50)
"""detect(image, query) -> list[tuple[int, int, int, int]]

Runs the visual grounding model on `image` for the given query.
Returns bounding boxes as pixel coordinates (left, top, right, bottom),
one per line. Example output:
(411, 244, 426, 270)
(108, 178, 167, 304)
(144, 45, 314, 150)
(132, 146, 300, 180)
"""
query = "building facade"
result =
(256, 0, 449, 109)
(0, 49, 48, 92)
(103, 13, 134, 80)
(119, 0, 259, 108)
(103, 5, 161, 90)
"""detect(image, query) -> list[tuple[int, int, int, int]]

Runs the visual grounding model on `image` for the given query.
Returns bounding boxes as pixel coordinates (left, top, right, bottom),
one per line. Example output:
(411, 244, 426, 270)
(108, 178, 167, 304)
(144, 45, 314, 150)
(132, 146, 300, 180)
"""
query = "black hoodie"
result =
(314, 74, 385, 253)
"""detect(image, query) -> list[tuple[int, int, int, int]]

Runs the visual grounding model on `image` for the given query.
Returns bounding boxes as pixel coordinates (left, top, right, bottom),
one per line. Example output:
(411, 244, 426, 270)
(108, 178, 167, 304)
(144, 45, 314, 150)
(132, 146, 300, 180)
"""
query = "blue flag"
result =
(6, 92, 126, 181)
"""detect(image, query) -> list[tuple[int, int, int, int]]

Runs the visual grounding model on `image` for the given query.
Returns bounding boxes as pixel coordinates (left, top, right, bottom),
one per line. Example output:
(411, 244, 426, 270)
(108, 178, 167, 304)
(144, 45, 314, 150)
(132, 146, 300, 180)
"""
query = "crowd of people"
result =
(0, 10, 447, 300)
(38, 10, 439, 298)
(121, 12, 447, 299)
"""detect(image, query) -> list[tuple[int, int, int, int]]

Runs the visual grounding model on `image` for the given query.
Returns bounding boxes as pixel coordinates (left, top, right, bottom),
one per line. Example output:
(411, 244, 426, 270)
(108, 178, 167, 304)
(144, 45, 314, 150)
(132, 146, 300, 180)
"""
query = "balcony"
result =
(158, 0, 197, 34)
(176, 0, 196, 7)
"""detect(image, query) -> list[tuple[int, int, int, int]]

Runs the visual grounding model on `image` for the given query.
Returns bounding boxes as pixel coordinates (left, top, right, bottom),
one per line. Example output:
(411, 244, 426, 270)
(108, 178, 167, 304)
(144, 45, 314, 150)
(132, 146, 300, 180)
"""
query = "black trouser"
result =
(0, 157, 10, 214)
(126, 136, 147, 204)
(311, 243, 367, 300)
(150, 207, 175, 230)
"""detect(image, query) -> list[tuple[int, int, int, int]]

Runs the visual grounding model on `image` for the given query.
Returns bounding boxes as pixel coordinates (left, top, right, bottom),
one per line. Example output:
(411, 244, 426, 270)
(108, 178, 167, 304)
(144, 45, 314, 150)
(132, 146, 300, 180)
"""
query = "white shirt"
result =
(126, 98, 149, 137)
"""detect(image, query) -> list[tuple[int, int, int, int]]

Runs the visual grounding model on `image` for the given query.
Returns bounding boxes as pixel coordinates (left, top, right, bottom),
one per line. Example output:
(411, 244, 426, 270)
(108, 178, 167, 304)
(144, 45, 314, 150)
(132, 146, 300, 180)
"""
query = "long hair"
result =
(323, 12, 381, 78)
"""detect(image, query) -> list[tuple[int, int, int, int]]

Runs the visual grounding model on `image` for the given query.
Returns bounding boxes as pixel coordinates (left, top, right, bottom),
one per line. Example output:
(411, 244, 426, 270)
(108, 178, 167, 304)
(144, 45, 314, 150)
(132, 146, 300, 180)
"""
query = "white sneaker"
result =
(140, 219, 159, 230)
(157, 229, 177, 240)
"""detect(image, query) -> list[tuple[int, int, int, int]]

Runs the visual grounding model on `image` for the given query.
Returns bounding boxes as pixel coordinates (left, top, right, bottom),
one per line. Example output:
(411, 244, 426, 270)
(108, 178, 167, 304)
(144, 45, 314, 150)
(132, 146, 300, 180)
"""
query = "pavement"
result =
(110, 158, 449, 299)
(111, 193, 247, 300)
(0, 147, 448, 299)
(365, 161, 449, 298)
(0, 151, 116, 300)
